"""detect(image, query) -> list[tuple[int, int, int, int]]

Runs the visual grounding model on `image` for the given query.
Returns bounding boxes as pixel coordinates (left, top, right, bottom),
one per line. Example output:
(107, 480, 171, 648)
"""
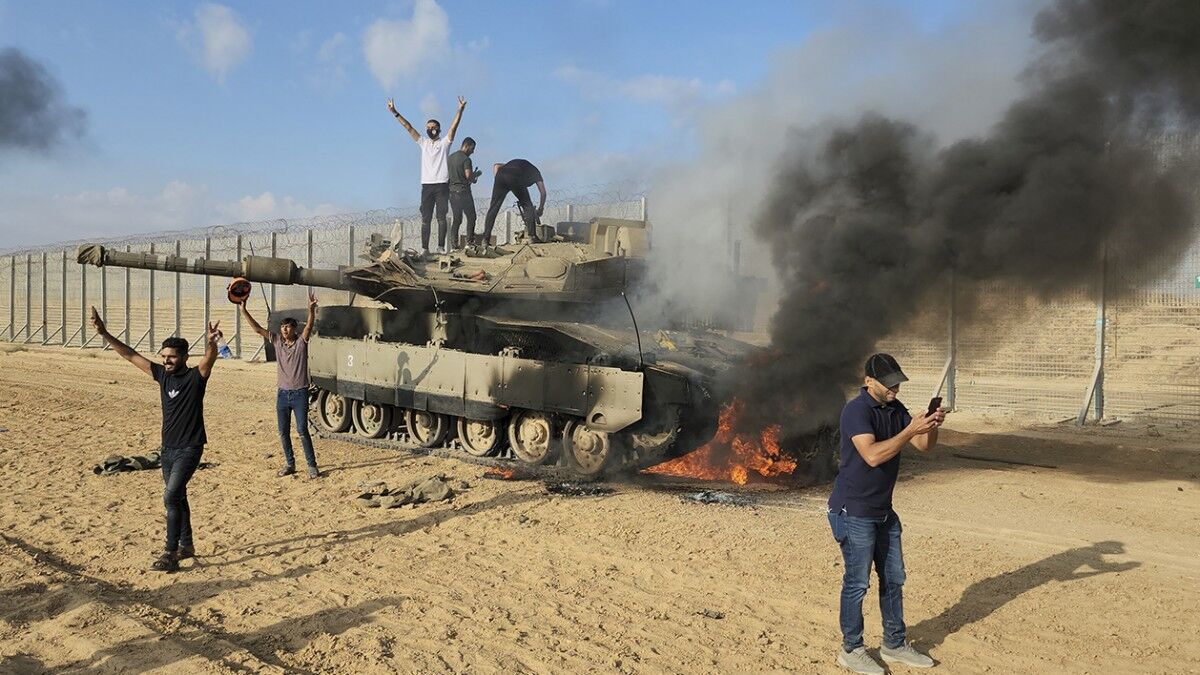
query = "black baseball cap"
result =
(865, 353, 908, 388)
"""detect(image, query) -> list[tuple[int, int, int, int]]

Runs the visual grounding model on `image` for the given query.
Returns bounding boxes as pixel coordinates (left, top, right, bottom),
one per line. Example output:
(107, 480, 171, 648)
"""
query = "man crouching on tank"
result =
(90, 306, 221, 573)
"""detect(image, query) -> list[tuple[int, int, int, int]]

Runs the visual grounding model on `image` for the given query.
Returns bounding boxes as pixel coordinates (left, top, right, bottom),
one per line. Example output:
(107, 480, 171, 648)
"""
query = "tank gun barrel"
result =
(76, 244, 350, 291)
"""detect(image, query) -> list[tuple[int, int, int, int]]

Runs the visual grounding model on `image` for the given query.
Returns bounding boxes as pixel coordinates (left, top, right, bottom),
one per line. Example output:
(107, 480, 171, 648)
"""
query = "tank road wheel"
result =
(628, 404, 682, 460)
(316, 390, 352, 433)
(508, 410, 557, 465)
(457, 417, 504, 457)
(404, 409, 449, 448)
(352, 400, 393, 439)
(563, 420, 621, 478)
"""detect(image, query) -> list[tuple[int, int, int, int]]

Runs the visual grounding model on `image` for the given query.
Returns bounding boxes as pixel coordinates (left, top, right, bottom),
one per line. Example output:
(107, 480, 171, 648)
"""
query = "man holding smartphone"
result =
(828, 353, 946, 674)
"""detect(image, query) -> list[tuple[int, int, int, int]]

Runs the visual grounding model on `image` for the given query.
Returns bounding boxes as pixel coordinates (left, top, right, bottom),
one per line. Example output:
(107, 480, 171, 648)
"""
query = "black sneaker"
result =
(151, 551, 179, 573)
(277, 466, 296, 477)
(307, 466, 321, 480)
(177, 545, 195, 560)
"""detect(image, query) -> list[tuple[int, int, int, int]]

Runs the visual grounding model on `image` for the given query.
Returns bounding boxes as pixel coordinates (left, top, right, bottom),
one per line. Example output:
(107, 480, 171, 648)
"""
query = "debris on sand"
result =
(355, 475, 456, 508)
(682, 490, 756, 507)
(482, 467, 538, 481)
(545, 482, 614, 497)
(698, 609, 725, 620)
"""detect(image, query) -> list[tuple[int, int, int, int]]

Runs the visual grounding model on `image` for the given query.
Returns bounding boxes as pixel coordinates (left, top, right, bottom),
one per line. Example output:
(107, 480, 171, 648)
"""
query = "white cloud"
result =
(419, 93, 440, 120)
(177, 3, 252, 83)
(317, 32, 347, 63)
(0, 181, 343, 248)
(554, 65, 736, 114)
(362, 0, 450, 90)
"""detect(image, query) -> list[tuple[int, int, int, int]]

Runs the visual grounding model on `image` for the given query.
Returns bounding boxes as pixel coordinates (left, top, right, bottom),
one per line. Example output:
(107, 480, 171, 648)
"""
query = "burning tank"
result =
(76, 218, 770, 478)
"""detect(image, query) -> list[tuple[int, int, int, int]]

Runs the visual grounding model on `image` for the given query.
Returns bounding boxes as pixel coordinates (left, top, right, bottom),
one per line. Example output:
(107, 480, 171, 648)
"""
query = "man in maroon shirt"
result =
(241, 291, 320, 479)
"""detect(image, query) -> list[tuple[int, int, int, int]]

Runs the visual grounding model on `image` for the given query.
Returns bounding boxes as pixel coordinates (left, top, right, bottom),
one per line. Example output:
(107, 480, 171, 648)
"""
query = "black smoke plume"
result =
(742, 0, 1200, 437)
(0, 48, 86, 152)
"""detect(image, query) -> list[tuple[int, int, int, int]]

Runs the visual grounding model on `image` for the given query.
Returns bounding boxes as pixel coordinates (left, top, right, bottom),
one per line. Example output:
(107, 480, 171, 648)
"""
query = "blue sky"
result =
(0, 0, 976, 248)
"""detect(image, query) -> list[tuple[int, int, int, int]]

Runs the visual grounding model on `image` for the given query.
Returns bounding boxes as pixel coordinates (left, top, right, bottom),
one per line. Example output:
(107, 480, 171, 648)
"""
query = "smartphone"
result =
(927, 396, 943, 415)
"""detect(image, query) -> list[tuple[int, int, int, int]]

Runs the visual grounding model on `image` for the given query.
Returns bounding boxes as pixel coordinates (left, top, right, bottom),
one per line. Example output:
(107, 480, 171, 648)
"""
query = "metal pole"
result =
(79, 255, 87, 347)
(7, 254, 14, 340)
(947, 272, 957, 410)
(40, 252, 47, 342)
(24, 254, 31, 341)
(347, 225, 355, 305)
(203, 237, 211, 344)
(148, 242, 156, 350)
(60, 250, 67, 345)
(567, 203, 575, 222)
(640, 195, 648, 221)
(1094, 246, 1107, 421)
(123, 245, 131, 343)
(100, 253, 107, 342)
(505, 211, 512, 245)
(270, 232, 277, 313)
(174, 240, 181, 338)
(306, 228, 314, 296)
(235, 235, 243, 358)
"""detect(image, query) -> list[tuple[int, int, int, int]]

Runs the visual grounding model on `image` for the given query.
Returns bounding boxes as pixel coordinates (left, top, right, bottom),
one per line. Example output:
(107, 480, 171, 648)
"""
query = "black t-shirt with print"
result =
(151, 363, 208, 449)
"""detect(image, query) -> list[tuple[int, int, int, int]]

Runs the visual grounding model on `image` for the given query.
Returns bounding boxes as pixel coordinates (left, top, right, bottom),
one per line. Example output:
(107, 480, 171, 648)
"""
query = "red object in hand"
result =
(227, 277, 252, 304)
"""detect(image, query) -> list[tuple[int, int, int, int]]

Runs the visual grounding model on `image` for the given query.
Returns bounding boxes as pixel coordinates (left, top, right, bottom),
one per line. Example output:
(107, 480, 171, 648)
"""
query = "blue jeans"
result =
(161, 445, 202, 552)
(829, 507, 907, 651)
(276, 388, 317, 469)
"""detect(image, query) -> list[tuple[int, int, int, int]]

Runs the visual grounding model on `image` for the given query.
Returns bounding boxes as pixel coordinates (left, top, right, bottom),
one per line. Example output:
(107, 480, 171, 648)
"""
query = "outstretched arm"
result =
(387, 98, 421, 142)
(90, 306, 153, 377)
(302, 291, 318, 342)
(534, 180, 547, 217)
(239, 301, 271, 340)
(447, 96, 466, 144)
(197, 320, 221, 379)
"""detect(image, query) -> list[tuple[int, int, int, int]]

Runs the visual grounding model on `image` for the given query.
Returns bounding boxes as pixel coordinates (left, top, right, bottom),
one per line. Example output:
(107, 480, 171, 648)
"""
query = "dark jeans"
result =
(828, 507, 907, 651)
(449, 185, 476, 247)
(482, 179, 536, 243)
(277, 387, 317, 469)
(161, 445, 203, 552)
(420, 183, 450, 250)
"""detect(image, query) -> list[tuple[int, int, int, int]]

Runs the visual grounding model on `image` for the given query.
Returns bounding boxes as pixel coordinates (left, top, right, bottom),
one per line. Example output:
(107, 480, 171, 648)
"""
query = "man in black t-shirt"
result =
(91, 306, 221, 573)
(481, 159, 547, 245)
(447, 137, 482, 249)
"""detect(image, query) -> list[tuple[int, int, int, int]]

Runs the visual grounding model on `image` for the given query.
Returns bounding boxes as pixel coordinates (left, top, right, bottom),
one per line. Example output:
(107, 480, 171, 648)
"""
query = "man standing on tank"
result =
(90, 306, 223, 573)
(240, 292, 321, 479)
(447, 136, 482, 250)
(387, 95, 467, 257)
(481, 159, 547, 246)
(828, 353, 945, 674)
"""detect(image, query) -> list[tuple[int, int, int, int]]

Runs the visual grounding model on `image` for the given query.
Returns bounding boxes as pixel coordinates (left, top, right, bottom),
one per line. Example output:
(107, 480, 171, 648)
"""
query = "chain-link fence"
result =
(2, 179, 1199, 424)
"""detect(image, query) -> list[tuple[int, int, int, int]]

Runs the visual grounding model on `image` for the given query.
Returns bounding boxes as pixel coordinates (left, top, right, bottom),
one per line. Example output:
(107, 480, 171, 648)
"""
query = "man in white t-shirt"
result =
(387, 96, 467, 257)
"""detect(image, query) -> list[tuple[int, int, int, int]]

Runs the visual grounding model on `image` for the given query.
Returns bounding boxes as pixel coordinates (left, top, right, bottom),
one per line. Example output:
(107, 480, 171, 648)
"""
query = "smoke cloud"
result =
(742, 0, 1200, 436)
(0, 48, 86, 153)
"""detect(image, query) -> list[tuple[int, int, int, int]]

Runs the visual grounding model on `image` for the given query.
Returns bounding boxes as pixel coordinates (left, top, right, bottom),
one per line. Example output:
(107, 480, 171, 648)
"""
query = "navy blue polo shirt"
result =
(828, 387, 912, 517)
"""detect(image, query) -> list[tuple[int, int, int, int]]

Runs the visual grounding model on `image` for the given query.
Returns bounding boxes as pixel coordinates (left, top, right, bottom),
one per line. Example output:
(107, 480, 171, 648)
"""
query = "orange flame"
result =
(645, 400, 798, 485)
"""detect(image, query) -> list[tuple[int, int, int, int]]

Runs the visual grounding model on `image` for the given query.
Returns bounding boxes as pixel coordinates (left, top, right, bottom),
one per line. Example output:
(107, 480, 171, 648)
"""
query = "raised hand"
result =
(89, 306, 107, 335)
(308, 290, 318, 310)
(207, 320, 223, 344)
(457, 95, 466, 108)
(387, 98, 397, 114)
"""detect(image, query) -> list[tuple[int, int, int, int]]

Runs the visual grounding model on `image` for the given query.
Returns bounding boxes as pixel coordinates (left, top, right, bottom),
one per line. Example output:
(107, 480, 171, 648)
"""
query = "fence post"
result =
(79, 255, 87, 347)
(60, 250, 67, 345)
(203, 237, 211, 347)
(100, 252, 107, 344)
(6, 254, 14, 340)
(40, 251, 47, 343)
(235, 235, 242, 358)
(1076, 246, 1107, 425)
(174, 240, 181, 338)
(123, 245, 131, 343)
(306, 228, 314, 296)
(270, 231, 278, 314)
(24, 253, 31, 341)
(567, 203, 575, 222)
(148, 242, 156, 350)
(946, 271, 957, 410)
(347, 225, 355, 305)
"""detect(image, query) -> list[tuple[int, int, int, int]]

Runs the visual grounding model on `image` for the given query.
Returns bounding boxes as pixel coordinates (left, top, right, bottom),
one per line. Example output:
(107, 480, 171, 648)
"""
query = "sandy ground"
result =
(0, 344, 1198, 674)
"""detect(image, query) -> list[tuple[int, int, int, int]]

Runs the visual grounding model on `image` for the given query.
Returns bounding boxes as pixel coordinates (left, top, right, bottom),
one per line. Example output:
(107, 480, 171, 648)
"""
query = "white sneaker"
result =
(880, 642, 934, 668)
(838, 646, 885, 674)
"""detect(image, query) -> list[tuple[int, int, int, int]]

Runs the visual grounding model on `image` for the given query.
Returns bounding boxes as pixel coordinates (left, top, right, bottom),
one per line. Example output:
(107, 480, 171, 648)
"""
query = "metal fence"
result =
(0, 187, 646, 360)
(2, 183, 1200, 425)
